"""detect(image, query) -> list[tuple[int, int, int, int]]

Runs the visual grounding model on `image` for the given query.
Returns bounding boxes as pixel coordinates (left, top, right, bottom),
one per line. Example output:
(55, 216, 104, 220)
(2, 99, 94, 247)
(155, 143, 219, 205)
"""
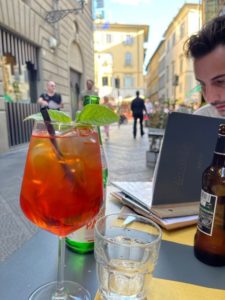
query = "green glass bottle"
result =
(66, 94, 108, 253)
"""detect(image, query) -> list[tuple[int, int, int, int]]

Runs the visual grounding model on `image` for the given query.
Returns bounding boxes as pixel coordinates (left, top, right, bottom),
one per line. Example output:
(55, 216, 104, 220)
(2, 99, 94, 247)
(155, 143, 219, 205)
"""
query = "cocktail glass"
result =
(20, 121, 103, 300)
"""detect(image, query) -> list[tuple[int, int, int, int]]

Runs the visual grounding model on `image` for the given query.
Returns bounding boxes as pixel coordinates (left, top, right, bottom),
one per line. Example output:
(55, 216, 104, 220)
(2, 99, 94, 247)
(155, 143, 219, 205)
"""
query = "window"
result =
(166, 66, 169, 82)
(106, 34, 112, 43)
(102, 76, 108, 86)
(180, 55, 183, 74)
(159, 57, 165, 74)
(167, 40, 170, 51)
(124, 35, 134, 45)
(0, 29, 38, 103)
(172, 32, 176, 46)
(125, 52, 132, 66)
(159, 75, 165, 90)
(1, 54, 37, 102)
(124, 75, 134, 88)
(180, 22, 185, 39)
(171, 61, 175, 79)
(166, 89, 169, 99)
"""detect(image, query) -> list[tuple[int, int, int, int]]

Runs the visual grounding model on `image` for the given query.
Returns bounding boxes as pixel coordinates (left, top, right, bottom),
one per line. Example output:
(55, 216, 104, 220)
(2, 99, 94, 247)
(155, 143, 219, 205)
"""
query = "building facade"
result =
(0, 0, 95, 153)
(145, 40, 165, 104)
(94, 21, 149, 103)
(145, 3, 202, 110)
(202, 0, 225, 24)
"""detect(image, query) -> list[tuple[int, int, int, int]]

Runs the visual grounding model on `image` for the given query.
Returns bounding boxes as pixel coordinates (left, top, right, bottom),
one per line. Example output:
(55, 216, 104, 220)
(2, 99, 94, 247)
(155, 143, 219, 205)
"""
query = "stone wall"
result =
(0, 0, 94, 153)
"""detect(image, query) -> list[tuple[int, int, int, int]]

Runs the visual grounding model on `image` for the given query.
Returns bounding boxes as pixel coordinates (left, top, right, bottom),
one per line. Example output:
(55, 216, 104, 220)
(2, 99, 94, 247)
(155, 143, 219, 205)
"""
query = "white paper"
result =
(111, 181, 153, 209)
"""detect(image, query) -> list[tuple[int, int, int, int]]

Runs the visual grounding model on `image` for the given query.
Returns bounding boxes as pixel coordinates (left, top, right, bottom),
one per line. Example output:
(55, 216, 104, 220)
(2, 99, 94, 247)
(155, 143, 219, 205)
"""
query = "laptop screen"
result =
(152, 112, 225, 205)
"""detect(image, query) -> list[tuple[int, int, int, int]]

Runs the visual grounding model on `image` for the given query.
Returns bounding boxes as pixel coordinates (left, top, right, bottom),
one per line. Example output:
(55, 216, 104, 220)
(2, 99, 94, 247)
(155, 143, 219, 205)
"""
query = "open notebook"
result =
(111, 183, 198, 230)
(111, 112, 225, 230)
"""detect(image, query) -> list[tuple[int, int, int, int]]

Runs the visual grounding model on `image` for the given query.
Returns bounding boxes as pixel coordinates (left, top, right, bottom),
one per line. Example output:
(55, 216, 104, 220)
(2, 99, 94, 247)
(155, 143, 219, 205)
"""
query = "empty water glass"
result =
(94, 213, 162, 300)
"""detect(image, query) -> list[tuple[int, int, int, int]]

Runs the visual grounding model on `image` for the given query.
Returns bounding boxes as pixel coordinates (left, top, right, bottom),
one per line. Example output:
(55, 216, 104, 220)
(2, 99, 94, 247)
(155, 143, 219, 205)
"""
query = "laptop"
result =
(111, 112, 225, 228)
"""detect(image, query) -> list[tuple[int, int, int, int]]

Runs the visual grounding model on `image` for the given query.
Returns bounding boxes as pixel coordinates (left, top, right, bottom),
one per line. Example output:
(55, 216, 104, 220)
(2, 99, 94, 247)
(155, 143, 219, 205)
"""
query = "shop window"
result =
(1, 53, 37, 103)
(0, 28, 38, 103)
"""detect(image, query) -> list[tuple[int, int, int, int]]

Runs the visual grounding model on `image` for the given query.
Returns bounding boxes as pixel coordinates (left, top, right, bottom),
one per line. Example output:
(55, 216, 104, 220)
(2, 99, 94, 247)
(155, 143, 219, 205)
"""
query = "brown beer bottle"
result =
(194, 124, 225, 266)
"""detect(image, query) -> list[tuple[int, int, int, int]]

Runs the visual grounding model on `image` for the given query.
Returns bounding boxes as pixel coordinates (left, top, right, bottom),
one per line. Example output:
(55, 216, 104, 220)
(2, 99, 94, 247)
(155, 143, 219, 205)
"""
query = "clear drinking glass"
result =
(20, 121, 103, 300)
(94, 213, 162, 300)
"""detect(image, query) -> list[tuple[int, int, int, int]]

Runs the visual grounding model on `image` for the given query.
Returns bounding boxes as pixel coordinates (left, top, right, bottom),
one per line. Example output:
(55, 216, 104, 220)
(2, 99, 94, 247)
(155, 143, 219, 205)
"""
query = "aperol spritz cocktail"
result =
(20, 121, 103, 299)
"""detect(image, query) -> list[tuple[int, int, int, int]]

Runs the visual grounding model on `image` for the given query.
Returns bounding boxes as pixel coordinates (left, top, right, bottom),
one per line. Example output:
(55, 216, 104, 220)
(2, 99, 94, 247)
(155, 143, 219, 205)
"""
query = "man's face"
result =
(87, 80, 94, 90)
(47, 81, 56, 94)
(194, 45, 225, 116)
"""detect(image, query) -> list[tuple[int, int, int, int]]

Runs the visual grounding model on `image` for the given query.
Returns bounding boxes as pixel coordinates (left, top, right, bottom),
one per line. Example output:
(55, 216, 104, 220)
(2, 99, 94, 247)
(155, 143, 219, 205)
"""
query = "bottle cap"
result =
(219, 124, 225, 135)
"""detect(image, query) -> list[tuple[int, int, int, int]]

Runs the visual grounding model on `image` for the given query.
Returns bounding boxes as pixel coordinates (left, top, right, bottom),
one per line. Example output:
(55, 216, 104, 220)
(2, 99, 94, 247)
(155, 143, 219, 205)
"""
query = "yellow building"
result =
(145, 40, 165, 104)
(94, 21, 149, 103)
(145, 3, 202, 110)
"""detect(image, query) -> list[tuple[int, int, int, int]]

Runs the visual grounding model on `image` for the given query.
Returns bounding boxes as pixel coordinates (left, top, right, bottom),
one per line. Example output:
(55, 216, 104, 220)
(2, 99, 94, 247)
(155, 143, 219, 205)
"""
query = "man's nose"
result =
(204, 86, 220, 104)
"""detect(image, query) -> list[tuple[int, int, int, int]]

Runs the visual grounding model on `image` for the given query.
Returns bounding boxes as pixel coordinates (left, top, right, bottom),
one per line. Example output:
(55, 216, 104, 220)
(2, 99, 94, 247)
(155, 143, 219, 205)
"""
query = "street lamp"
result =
(45, 0, 88, 23)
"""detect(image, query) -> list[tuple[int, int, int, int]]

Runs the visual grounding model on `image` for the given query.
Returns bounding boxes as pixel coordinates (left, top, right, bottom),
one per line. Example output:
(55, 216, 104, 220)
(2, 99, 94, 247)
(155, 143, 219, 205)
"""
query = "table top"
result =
(0, 187, 224, 300)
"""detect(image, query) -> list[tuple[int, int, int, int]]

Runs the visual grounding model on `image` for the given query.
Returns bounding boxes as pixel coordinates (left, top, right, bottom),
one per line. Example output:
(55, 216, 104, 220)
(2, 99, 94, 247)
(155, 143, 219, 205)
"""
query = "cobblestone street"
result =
(0, 121, 154, 261)
(103, 122, 154, 182)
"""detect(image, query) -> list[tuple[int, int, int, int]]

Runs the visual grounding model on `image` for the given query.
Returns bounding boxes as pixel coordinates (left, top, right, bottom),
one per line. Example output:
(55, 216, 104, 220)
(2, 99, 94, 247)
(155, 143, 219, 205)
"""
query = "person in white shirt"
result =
(185, 15, 225, 119)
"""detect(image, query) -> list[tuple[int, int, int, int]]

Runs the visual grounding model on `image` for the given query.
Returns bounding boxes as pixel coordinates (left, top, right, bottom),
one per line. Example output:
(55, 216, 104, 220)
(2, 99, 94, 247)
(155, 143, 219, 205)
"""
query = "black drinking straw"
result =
(40, 107, 74, 182)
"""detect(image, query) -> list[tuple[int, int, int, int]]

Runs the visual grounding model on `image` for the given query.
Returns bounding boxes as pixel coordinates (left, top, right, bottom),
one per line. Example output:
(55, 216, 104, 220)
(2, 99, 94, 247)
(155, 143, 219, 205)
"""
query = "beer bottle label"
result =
(197, 189, 217, 236)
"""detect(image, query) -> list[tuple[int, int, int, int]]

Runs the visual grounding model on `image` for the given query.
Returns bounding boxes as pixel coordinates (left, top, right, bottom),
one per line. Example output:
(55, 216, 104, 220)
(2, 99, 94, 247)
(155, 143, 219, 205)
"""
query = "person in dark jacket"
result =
(131, 91, 147, 138)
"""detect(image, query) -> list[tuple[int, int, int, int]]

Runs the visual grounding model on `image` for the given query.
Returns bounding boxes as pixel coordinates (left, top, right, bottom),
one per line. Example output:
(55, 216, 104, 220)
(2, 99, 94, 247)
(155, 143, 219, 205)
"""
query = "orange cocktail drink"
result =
(20, 122, 103, 237)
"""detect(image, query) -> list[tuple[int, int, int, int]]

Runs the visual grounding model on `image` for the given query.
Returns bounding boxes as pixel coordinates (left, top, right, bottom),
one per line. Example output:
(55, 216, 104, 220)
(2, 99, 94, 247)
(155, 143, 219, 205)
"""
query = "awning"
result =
(0, 27, 38, 71)
(186, 84, 201, 97)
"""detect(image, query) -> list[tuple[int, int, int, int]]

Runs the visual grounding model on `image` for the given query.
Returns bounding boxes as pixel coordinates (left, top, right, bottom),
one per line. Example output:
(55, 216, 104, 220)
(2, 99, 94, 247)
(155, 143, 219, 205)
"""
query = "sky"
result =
(100, 0, 201, 67)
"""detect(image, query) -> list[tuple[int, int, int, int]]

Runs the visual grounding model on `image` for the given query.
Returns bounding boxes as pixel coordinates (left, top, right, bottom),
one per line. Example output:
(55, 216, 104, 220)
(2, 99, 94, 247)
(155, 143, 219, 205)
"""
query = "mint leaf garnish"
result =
(24, 110, 72, 123)
(76, 104, 119, 126)
(24, 105, 119, 126)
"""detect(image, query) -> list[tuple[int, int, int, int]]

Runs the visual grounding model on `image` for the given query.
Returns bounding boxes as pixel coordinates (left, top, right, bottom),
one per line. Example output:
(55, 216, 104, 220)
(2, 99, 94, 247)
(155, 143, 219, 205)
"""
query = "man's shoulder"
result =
(39, 93, 46, 98)
(55, 93, 62, 98)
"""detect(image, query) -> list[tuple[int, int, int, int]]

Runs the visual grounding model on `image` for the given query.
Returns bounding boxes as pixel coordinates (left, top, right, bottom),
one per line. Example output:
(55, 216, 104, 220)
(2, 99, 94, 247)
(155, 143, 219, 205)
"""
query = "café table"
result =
(0, 186, 224, 300)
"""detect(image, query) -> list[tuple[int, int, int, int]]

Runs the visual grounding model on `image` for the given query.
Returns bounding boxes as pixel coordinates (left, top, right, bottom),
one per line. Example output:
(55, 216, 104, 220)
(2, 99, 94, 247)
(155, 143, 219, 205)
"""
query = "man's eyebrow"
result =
(211, 74, 225, 80)
(196, 74, 225, 84)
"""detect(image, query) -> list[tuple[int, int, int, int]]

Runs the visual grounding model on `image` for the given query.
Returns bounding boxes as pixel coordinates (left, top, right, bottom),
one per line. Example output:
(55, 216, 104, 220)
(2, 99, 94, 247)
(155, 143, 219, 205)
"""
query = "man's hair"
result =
(185, 15, 225, 58)
(136, 90, 140, 96)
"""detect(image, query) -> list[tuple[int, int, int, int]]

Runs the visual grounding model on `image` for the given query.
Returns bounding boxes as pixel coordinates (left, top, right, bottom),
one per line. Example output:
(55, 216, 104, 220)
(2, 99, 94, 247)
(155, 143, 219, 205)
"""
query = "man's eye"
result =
(215, 79, 225, 85)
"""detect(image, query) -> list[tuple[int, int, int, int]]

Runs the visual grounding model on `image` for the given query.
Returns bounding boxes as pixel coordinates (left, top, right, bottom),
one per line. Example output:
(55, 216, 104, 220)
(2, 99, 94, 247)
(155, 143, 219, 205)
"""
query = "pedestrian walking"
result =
(38, 81, 63, 110)
(102, 96, 113, 141)
(131, 91, 147, 138)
